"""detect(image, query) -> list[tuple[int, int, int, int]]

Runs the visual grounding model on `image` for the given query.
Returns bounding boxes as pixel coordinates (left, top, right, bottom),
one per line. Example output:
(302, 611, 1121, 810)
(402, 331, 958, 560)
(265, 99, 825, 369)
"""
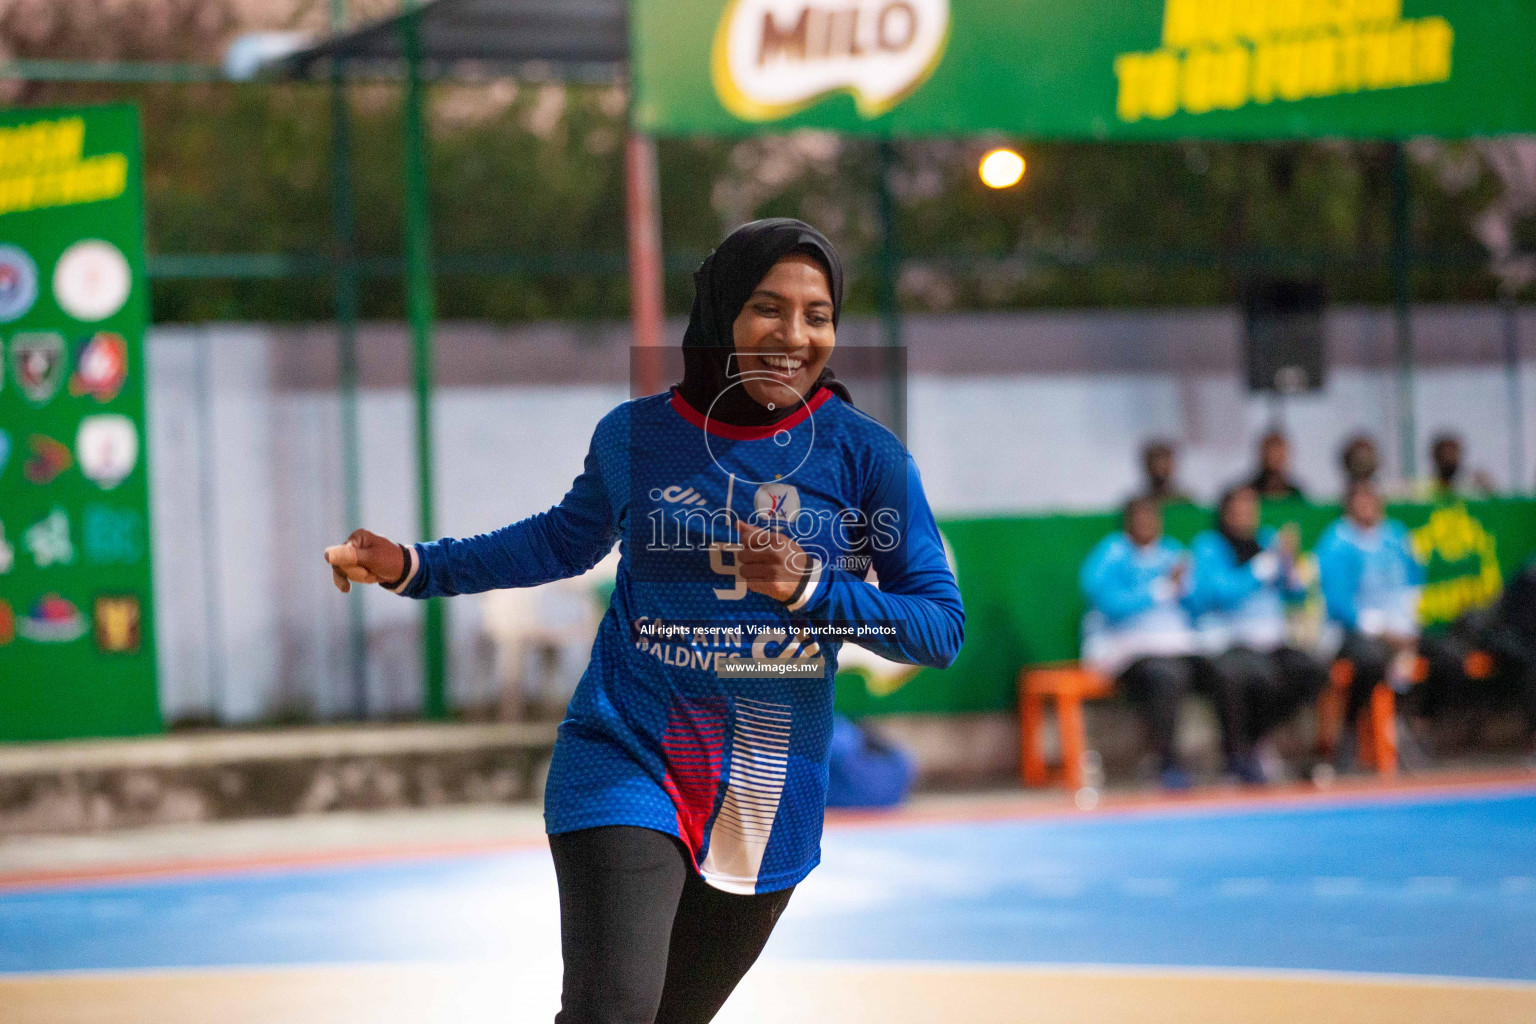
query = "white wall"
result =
(146, 311, 1534, 722)
(906, 362, 1531, 514)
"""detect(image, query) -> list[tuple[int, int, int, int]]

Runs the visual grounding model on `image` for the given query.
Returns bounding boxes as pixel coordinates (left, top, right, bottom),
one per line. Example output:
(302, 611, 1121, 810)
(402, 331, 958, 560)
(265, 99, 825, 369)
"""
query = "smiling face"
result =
(731, 252, 836, 410)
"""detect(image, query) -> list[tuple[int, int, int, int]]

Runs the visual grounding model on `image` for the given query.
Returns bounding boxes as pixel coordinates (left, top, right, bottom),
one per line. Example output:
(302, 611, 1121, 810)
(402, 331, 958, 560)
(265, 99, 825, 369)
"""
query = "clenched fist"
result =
(735, 520, 815, 604)
(324, 529, 408, 593)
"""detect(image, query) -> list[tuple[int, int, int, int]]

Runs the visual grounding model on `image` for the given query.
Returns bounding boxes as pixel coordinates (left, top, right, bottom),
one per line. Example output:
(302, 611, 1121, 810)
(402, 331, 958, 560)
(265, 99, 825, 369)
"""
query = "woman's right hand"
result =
(324, 529, 407, 593)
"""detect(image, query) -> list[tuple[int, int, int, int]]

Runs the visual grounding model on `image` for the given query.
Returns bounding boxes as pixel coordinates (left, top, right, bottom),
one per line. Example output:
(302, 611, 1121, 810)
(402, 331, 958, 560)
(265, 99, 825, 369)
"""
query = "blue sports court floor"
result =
(3, 777, 1534, 1023)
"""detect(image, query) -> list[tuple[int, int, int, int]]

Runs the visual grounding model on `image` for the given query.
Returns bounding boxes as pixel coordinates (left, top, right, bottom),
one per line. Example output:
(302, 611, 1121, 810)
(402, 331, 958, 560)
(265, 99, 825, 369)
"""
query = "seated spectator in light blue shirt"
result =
(1080, 496, 1219, 789)
(1190, 485, 1328, 782)
(1316, 479, 1425, 742)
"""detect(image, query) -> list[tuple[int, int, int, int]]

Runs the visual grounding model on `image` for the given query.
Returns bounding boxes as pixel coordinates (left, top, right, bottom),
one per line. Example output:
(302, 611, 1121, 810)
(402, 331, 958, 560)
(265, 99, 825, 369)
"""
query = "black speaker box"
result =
(1243, 278, 1326, 394)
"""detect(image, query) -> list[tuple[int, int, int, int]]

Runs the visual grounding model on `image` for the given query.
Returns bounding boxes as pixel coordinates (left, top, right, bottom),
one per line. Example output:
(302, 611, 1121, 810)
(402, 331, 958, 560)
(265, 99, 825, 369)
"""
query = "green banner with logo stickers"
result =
(0, 104, 158, 741)
(632, 0, 1536, 138)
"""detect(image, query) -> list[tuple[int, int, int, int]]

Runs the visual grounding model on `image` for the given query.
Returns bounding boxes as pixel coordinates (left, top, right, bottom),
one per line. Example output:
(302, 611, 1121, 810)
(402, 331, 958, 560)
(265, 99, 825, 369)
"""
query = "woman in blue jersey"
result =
(325, 219, 964, 1024)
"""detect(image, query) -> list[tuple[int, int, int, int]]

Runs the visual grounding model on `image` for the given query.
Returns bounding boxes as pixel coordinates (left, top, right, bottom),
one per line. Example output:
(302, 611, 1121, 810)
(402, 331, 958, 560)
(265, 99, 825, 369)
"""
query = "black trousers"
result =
(549, 825, 795, 1024)
(1483, 626, 1536, 735)
(1120, 654, 1308, 770)
(1212, 646, 1329, 754)
(1117, 656, 1197, 771)
(1416, 621, 1536, 736)
(1339, 631, 1394, 726)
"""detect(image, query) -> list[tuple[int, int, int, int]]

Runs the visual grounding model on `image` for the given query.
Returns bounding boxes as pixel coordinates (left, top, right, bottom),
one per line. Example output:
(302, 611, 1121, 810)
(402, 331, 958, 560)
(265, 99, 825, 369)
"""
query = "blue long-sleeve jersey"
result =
(1188, 528, 1305, 653)
(1078, 533, 1196, 676)
(399, 388, 963, 893)
(1315, 517, 1424, 636)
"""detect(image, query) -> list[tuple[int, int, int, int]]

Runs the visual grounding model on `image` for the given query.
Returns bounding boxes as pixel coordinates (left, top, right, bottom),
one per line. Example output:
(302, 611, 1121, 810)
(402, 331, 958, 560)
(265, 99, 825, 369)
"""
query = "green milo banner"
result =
(836, 499, 1536, 718)
(633, 0, 1536, 138)
(0, 104, 158, 741)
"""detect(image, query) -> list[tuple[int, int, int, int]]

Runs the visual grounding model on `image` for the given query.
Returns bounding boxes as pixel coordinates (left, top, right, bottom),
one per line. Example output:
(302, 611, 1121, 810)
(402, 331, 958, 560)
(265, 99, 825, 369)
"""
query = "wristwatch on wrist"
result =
(379, 544, 413, 590)
(785, 559, 815, 607)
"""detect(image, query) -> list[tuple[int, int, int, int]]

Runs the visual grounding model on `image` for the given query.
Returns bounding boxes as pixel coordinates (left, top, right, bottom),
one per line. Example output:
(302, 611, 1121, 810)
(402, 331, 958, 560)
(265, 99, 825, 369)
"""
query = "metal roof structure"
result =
(279, 0, 628, 82)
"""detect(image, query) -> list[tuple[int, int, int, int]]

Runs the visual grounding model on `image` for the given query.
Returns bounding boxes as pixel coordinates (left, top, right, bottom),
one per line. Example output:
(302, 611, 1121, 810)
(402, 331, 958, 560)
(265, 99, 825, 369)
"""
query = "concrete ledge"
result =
(0, 723, 559, 773)
(0, 723, 558, 838)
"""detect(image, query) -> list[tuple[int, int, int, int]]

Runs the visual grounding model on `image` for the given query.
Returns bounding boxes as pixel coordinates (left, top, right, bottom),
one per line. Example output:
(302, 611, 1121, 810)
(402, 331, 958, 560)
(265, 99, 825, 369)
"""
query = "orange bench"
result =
(1314, 659, 1404, 777)
(1316, 651, 1494, 775)
(1018, 664, 1114, 790)
(1018, 651, 1493, 791)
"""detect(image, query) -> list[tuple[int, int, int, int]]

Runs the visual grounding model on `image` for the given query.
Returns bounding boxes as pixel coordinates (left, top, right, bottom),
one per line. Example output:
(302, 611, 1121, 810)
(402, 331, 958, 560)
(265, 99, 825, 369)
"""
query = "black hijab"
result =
(677, 217, 850, 426)
(1217, 486, 1264, 566)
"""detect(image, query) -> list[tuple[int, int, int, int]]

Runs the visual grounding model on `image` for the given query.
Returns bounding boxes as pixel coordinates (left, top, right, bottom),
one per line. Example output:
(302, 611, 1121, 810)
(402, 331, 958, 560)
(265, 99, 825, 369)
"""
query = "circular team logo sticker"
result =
(69, 331, 128, 403)
(753, 481, 802, 523)
(0, 245, 39, 323)
(76, 413, 138, 490)
(53, 240, 131, 322)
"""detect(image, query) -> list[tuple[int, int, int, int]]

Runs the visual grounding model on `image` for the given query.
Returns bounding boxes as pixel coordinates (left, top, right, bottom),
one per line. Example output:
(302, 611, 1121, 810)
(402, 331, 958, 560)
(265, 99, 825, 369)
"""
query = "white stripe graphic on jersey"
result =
(699, 697, 792, 894)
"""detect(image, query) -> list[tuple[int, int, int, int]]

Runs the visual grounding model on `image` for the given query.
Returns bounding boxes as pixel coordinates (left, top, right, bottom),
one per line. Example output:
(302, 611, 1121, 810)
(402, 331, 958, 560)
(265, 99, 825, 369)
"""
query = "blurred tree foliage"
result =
(5, 3, 1529, 322)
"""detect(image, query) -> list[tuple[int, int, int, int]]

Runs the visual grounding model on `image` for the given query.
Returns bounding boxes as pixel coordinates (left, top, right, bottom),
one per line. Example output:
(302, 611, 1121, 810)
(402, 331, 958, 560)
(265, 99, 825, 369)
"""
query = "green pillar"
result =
(400, 7, 446, 719)
(1389, 142, 1416, 482)
(328, 0, 368, 719)
(875, 140, 907, 443)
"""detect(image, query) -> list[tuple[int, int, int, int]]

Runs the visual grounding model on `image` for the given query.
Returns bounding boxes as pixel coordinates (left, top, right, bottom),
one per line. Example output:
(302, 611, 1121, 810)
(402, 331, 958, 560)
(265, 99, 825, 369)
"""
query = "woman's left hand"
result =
(735, 520, 815, 604)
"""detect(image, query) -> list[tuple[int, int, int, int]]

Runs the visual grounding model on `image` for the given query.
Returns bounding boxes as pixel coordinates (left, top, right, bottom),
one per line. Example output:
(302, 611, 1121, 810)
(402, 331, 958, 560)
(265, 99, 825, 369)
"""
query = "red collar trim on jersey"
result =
(669, 386, 832, 440)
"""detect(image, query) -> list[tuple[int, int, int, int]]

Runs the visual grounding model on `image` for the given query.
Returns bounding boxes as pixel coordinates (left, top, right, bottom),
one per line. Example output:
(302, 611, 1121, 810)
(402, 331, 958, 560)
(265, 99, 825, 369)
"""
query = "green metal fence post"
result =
(328, 0, 369, 720)
(400, 6, 447, 719)
(875, 140, 907, 443)
(1390, 142, 1416, 482)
